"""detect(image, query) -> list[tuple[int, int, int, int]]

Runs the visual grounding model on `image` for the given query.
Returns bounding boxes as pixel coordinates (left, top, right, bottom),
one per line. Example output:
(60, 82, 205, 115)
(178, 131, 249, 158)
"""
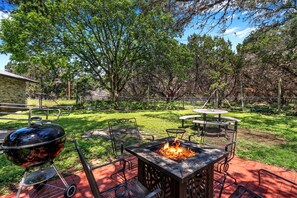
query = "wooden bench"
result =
(179, 115, 201, 128)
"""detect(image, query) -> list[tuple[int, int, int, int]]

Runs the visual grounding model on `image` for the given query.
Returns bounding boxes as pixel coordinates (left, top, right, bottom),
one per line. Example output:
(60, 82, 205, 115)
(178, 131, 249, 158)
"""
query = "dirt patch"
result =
(238, 128, 286, 145)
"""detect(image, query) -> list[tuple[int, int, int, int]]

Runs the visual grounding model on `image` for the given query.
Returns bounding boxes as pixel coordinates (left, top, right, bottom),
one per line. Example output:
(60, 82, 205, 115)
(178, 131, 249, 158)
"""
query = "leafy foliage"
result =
(187, 34, 238, 106)
(0, 0, 176, 104)
(238, 17, 297, 101)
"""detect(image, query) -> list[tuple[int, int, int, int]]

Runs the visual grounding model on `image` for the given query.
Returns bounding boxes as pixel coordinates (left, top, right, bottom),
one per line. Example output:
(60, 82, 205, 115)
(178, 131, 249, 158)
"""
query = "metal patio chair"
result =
(108, 118, 154, 169)
(73, 140, 162, 198)
(199, 126, 238, 198)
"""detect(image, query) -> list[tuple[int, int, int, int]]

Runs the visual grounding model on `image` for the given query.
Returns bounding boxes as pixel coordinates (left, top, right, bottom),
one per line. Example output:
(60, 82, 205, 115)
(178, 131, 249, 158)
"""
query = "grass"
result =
(27, 98, 76, 107)
(0, 101, 296, 195)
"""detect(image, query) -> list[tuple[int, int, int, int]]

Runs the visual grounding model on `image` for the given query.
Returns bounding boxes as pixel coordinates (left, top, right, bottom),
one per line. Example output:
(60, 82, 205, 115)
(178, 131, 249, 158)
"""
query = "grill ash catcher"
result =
(0, 117, 76, 198)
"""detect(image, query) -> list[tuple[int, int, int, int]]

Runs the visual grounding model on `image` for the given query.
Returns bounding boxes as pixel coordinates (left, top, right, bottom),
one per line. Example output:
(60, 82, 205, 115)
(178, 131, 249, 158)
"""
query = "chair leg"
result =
(226, 172, 237, 185)
(218, 174, 227, 198)
(110, 160, 129, 180)
(214, 172, 227, 198)
(200, 135, 205, 144)
(127, 160, 133, 170)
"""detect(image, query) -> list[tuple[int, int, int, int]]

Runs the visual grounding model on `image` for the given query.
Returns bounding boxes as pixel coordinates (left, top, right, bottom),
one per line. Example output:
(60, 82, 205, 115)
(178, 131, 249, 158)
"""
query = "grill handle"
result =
(29, 116, 43, 126)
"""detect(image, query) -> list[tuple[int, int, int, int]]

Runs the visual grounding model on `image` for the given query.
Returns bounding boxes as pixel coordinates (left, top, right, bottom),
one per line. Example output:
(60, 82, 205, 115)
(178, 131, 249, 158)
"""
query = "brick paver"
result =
(2, 156, 296, 198)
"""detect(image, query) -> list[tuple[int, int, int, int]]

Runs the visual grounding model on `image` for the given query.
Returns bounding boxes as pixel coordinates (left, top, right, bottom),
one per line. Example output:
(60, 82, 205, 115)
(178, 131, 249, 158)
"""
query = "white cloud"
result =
(226, 14, 237, 21)
(235, 27, 256, 38)
(241, 11, 249, 15)
(224, 27, 239, 35)
(0, 11, 9, 20)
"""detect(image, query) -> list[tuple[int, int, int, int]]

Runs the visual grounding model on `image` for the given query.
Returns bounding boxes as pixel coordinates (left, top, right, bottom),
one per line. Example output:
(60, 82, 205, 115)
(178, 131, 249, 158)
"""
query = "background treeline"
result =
(0, 0, 296, 109)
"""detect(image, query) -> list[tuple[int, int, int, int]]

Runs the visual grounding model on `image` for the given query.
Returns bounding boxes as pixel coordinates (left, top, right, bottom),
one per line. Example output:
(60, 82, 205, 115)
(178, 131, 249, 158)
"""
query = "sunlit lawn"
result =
(0, 101, 296, 194)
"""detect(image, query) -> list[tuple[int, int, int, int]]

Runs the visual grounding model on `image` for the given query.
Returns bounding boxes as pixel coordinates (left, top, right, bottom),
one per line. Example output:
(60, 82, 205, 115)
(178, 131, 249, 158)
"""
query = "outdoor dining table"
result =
(192, 109, 228, 134)
(125, 137, 227, 198)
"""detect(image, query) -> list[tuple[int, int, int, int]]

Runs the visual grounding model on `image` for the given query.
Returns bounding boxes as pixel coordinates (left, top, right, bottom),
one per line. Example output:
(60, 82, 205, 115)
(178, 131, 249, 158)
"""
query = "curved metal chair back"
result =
(108, 118, 154, 157)
(230, 185, 263, 198)
(166, 128, 186, 139)
(108, 118, 141, 156)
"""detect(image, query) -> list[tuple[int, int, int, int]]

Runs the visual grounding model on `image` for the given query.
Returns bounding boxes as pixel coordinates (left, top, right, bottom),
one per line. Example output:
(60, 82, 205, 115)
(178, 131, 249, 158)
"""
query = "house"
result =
(0, 71, 37, 104)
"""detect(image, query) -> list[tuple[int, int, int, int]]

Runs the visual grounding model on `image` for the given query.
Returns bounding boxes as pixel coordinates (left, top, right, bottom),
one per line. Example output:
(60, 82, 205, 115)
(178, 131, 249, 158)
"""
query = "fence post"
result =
(39, 94, 43, 108)
(68, 80, 71, 100)
(277, 78, 282, 113)
(240, 82, 244, 111)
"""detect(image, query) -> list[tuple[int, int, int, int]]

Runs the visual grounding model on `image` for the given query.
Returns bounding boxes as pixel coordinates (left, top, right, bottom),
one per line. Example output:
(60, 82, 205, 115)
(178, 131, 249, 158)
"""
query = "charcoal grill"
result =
(0, 119, 76, 198)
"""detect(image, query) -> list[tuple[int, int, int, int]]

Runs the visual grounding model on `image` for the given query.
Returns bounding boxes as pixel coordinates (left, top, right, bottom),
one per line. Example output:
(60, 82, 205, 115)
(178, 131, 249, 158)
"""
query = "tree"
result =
(147, 39, 193, 102)
(237, 17, 297, 101)
(122, 38, 193, 102)
(187, 34, 237, 106)
(0, 0, 176, 105)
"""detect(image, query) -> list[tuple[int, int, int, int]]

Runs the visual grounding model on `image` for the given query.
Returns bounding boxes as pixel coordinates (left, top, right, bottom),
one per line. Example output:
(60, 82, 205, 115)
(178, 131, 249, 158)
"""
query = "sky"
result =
(0, 9, 255, 71)
(175, 12, 255, 50)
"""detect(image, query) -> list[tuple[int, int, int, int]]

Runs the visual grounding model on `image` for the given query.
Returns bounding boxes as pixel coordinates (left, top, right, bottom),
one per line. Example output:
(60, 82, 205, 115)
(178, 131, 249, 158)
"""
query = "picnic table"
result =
(192, 109, 228, 136)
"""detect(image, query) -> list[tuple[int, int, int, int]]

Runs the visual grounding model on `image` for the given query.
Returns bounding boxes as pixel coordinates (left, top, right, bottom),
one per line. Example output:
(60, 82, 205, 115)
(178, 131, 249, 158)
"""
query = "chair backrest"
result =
(108, 118, 141, 156)
(215, 141, 236, 172)
(73, 141, 102, 198)
(229, 185, 263, 198)
(225, 141, 236, 163)
(166, 128, 186, 139)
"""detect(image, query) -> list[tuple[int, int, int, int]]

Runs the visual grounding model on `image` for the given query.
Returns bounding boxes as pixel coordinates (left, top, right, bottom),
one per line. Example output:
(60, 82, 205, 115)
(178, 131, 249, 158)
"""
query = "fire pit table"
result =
(125, 137, 227, 198)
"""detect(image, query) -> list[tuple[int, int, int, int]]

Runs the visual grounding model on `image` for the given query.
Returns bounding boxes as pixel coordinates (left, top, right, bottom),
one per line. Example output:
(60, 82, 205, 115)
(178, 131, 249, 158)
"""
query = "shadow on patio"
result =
(3, 156, 296, 198)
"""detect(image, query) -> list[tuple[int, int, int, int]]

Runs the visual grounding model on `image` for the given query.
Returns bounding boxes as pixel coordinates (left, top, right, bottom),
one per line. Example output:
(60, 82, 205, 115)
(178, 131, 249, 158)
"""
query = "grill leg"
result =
(16, 170, 28, 198)
(52, 164, 69, 187)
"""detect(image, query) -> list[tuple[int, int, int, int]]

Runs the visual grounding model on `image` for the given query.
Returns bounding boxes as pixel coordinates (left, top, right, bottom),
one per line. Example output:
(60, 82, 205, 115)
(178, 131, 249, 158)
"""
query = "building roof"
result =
(0, 71, 38, 83)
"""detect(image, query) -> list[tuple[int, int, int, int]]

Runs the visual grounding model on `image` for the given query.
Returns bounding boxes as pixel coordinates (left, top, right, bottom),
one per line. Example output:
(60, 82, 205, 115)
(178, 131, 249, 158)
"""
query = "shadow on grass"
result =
(235, 113, 297, 141)
(142, 112, 181, 123)
(69, 108, 183, 116)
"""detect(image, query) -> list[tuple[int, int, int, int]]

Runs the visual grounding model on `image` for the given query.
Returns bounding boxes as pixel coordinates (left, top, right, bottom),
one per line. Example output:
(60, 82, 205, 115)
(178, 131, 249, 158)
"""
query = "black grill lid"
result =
(2, 123, 65, 149)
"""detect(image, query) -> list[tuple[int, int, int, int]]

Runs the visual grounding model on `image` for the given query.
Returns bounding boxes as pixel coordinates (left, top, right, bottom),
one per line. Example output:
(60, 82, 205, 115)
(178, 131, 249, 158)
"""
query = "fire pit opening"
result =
(149, 137, 199, 162)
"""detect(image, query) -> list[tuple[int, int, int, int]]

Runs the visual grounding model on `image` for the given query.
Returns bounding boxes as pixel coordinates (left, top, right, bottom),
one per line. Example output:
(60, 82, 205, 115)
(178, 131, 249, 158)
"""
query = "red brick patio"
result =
(2, 156, 296, 198)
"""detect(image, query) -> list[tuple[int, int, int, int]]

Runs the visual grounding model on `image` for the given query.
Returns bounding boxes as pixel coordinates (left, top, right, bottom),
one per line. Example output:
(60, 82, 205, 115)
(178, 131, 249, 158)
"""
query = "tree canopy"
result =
(1, 0, 297, 106)
(0, 0, 176, 103)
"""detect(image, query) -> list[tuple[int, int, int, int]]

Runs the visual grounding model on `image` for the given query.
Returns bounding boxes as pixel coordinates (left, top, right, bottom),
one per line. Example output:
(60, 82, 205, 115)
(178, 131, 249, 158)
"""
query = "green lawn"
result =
(0, 105, 296, 194)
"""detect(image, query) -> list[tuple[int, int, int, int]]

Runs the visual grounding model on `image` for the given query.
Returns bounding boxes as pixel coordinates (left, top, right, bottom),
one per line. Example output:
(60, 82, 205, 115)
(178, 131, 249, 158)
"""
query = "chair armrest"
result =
(101, 182, 128, 197)
(140, 133, 155, 141)
(144, 188, 162, 198)
(189, 133, 201, 141)
(91, 157, 126, 170)
(258, 169, 297, 186)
